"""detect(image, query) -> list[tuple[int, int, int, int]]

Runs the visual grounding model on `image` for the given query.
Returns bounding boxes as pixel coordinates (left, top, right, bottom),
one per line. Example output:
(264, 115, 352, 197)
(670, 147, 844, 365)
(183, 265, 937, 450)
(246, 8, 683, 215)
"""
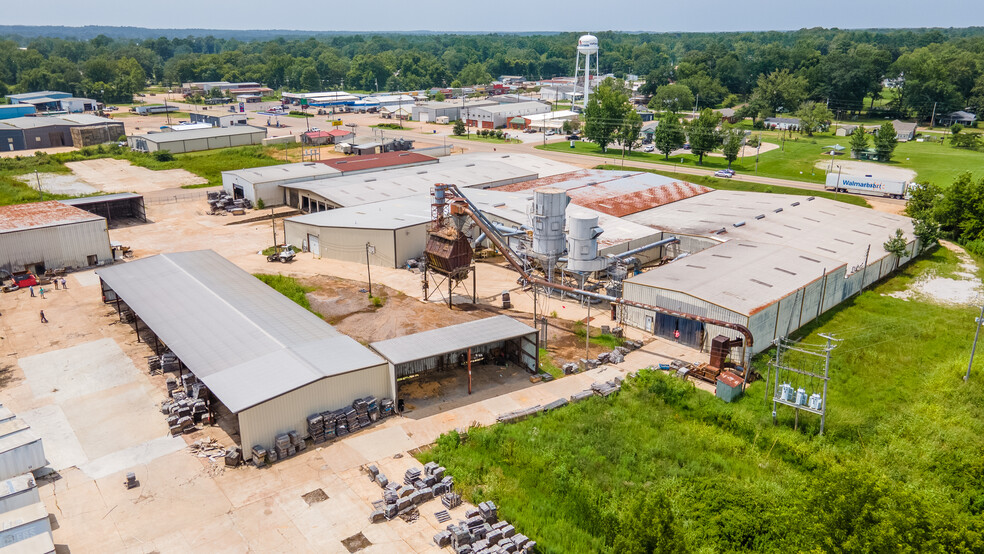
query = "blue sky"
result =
(4, 0, 984, 32)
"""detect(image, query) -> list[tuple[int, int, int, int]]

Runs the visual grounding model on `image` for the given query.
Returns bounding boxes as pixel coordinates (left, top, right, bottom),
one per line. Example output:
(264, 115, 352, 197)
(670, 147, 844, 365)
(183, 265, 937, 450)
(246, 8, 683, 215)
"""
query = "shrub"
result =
(256, 198, 265, 210)
(370, 295, 384, 308)
(153, 150, 175, 162)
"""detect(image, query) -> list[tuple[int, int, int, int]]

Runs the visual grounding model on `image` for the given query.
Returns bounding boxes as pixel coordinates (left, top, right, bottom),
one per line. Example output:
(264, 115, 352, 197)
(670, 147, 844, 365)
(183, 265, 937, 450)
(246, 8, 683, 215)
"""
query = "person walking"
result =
(61, 278, 67, 289)
(40, 310, 47, 324)
(38, 287, 45, 299)
(29, 286, 35, 298)
(674, 328, 680, 342)
(53, 279, 59, 290)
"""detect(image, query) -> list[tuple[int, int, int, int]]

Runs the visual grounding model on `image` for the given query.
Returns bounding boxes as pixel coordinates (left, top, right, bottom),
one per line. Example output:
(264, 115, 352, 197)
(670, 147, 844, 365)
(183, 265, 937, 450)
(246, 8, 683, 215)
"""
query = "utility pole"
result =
(271, 207, 277, 246)
(585, 302, 591, 360)
(34, 170, 43, 201)
(755, 142, 761, 173)
(859, 244, 871, 292)
(834, 165, 842, 198)
(817, 333, 839, 434)
(365, 242, 374, 297)
(929, 101, 938, 128)
(964, 303, 984, 381)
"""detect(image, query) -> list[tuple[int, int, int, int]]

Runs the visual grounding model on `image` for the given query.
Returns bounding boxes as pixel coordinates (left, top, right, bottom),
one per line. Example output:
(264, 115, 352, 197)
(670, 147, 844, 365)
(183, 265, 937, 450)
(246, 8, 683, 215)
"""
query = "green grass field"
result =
(419, 247, 984, 554)
(0, 145, 283, 204)
(541, 128, 984, 188)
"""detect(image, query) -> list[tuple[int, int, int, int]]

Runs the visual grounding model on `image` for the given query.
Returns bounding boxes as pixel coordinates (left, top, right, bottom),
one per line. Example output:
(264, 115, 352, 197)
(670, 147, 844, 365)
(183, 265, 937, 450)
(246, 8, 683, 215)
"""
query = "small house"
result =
(892, 120, 918, 142)
(715, 371, 744, 403)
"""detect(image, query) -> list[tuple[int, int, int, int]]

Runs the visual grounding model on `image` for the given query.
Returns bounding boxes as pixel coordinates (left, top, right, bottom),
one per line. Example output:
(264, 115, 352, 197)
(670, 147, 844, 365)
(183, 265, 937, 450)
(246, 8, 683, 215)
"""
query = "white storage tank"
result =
(795, 388, 808, 406)
(566, 215, 608, 272)
(779, 383, 794, 402)
(532, 188, 569, 258)
(808, 393, 823, 411)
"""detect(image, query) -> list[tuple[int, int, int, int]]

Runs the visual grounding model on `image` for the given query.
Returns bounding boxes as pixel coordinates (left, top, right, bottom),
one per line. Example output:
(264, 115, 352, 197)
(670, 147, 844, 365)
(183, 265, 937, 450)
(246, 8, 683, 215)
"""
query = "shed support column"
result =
(467, 348, 472, 395)
(472, 268, 476, 304)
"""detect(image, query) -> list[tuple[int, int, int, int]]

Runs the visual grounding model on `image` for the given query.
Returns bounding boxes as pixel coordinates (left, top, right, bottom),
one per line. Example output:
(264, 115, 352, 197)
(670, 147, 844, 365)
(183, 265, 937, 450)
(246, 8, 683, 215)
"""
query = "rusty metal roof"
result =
(0, 201, 103, 233)
(493, 169, 711, 217)
(717, 371, 744, 388)
(320, 151, 436, 172)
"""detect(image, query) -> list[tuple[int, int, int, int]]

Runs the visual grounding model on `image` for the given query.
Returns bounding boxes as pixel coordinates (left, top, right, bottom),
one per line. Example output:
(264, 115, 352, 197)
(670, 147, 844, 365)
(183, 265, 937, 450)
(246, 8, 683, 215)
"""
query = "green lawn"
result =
(451, 134, 522, 144)
(540, 129, 984, 188)
(594, 165, 870, 207)
(419, 247, 984, 553)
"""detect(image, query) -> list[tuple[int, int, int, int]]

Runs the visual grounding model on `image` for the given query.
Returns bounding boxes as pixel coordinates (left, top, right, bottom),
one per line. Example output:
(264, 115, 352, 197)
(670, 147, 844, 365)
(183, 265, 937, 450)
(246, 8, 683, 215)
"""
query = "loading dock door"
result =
(653, 313, 705, 350)
(307, 233, 319, 255)
(232, 185, 244, 199)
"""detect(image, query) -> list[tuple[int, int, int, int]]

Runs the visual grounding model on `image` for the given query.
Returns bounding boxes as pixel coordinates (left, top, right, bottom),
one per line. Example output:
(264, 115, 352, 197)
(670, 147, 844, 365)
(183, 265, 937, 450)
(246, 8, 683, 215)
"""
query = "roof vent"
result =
(493, 202, 506, 208)
(733, 221, 746, 227)
(754, 214, 765, 220)
(773, 208, 783, 213)
(417, 170, 427, 174)
(807, 196, 815, 201)
(304, 162, 316, 166)
(791, 201, 800, 206)
(364, 178, 376, 182)
(466, 163, 476, 167)
(713, 228, 727, 235)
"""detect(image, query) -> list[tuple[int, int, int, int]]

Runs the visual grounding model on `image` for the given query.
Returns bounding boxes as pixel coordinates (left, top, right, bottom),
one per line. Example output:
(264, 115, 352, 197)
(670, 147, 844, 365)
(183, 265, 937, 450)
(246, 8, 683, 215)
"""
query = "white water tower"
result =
(573, 34, 599, 109)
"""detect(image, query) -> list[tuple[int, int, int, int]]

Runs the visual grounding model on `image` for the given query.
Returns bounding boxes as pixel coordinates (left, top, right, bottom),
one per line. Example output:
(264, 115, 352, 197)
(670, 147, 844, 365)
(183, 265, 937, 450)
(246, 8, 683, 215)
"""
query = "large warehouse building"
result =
(96, 250, 395, 453)
(221, 152, 438, 206)
(618, 190, 918, 353)
(127, 125, 266, 154)
(0, 201, 113, 274)
(0, 115, 124, 151)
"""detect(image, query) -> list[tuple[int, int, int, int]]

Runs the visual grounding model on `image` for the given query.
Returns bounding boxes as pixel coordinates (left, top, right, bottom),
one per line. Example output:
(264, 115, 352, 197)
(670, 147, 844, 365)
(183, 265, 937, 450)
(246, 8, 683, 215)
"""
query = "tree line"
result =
(0, 27, 983, 114)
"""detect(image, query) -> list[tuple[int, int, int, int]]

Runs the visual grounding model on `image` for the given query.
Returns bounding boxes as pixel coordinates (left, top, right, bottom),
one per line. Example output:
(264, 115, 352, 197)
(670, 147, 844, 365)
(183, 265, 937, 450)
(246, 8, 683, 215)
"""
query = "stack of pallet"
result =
(380, 398, 395, 417)
(160, 352, 180, 372)
(307, 414, 325, 443)
(147, 355, 160, 374)
(369, 463, 455, 524)
(273, 434, 292, 460)
(353, 398, 371, 428)
(251, 446, 267, 467)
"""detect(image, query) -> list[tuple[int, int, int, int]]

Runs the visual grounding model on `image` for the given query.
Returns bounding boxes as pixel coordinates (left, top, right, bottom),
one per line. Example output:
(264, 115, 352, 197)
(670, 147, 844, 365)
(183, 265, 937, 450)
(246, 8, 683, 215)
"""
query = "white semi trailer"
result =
(825, 173, 909, 199)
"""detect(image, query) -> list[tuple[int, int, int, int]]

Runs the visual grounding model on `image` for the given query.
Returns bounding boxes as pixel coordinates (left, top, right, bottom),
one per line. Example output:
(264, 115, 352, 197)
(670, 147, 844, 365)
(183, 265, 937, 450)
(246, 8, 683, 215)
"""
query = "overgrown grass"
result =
(538, 348, 563, 379)
(253, 274, 315, 311)
(371, 123, 406, 130)
(451, 134, 522, 144)
(419, 247, 984, 553)
(594, 164, 870, 207)
(571, 320, 626, 349)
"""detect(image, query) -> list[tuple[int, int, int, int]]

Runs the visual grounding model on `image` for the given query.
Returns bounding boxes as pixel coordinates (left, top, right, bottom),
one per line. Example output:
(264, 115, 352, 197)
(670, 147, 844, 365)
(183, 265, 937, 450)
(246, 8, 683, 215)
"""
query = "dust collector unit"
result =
(532, 187, 569, 258)
(425, 227, 473, 276)
(566, 215, 608, 272)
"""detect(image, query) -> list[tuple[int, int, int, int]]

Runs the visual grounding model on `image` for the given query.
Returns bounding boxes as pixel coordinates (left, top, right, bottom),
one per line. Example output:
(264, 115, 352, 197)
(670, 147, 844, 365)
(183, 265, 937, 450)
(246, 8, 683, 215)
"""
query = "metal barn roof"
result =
(444, 153, 579, 178)
(133, 125, 265, 144)
(287, 196, 433, 230)
(223, 162, 341, 184)
(60, 192, 143, 206)
(625, 240, 844, 316)
(624, 190, 915, 273)
(370, 315, 537, 366)
(96, 250, 384, 413)
(494, 169, 712, 217)
(289, 158, 536, 208)
(0, 201, 103, 233)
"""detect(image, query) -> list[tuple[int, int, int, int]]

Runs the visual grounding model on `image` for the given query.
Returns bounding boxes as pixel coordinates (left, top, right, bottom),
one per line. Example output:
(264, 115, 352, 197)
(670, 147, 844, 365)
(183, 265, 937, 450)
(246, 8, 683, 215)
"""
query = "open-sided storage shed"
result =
(96, 250, 394, 453)
(370, 316, 539, 387)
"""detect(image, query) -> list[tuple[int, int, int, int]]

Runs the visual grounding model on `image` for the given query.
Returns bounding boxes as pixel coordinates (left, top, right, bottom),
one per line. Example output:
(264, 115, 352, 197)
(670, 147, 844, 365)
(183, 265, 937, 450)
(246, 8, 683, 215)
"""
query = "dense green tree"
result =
(452, 119, 465, 136)
(648, 84, 693, 113)
(883, 228, 909, 270)
(687, 108, 721, 164)
(849, 125, 869, 158)
(652, 112, 686, 159)
(721, 127, 744, 168)
(618, 109, 643, 155)
(677, 73, 728, 109)
(874, 121, 899, 162)
(457, 63, 492, 86)
(795, 101, 834, 136)
(611, 492, 690, 554)
(583, 78, 631, 152)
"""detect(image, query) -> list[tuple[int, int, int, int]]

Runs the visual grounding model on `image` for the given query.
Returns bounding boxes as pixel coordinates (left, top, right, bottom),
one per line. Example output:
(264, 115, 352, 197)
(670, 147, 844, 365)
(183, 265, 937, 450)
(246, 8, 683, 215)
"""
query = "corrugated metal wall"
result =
(394, 225, 429, 267)
(238, 364, 394, 451)
(621, 283, 748, 350)
(284, 221, 413, 268)
(0, 220, 113, 273)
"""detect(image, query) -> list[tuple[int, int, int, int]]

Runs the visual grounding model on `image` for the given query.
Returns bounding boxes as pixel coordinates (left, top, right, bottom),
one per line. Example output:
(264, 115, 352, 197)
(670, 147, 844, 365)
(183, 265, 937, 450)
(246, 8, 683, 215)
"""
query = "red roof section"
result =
(327, 129, 352, 136)
(319, 151, 436, 172)
(495, 170, 712, 217)
(0, 200, 102, 233)
(303, 131, 332, 138)
(717, 371, 744, 388)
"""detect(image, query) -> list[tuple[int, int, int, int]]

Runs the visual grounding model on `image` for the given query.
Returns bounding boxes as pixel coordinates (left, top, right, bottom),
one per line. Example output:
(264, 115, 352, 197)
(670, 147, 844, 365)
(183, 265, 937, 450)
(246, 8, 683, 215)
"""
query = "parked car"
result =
(13, 273, 37, 288)
(642, 144, 655, 152)
(714, 169, 735, 178)
(545, 130, 556, 136)
(567, 134, 580, 140)
(683, 143, 691, 150)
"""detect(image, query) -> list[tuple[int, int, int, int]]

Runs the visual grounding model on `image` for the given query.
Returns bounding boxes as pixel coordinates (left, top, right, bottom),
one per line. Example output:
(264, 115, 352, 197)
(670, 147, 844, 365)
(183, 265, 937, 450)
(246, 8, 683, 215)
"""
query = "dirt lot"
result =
(67, 158, 207, 191)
